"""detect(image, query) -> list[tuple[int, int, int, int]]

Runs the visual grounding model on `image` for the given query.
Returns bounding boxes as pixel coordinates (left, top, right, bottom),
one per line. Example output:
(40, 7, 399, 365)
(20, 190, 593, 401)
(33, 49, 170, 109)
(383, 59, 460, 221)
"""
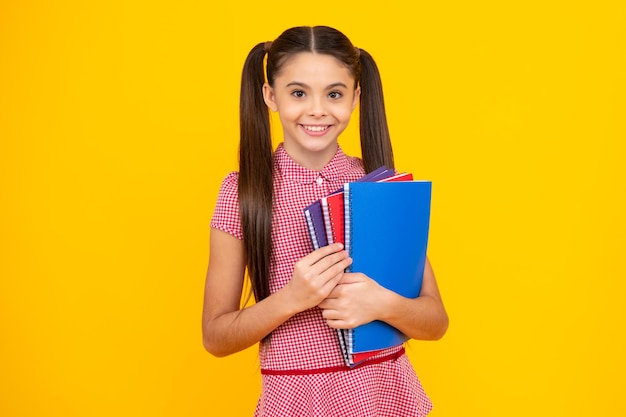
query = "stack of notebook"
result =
(303, 167, 432, 367)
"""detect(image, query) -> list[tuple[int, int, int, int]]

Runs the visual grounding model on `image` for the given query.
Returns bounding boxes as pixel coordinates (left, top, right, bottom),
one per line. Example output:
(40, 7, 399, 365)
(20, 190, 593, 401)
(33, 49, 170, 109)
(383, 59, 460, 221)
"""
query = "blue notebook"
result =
(341, 180, 432, 365)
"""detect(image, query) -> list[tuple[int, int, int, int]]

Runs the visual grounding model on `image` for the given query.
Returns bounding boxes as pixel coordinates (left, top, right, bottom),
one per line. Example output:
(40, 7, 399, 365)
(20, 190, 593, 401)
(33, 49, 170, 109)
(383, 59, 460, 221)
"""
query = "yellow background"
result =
(1, 1, 624, 416)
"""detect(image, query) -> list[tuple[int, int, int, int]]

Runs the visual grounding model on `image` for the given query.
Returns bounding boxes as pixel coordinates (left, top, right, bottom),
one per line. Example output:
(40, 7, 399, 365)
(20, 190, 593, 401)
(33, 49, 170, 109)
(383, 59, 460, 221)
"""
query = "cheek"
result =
(276, 106, 300, 123)
(337, 106, 356, 122)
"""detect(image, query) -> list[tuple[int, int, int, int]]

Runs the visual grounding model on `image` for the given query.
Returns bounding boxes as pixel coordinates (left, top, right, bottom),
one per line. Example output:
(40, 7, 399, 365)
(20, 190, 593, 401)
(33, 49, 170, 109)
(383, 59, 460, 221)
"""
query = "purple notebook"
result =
(304, 200, 327, 250)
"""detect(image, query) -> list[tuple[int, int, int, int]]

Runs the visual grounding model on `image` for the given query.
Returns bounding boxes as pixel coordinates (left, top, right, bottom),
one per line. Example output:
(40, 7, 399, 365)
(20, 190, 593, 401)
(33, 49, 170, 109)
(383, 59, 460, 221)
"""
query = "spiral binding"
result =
(342, 182, 355, 364)
(304, 209, 319, 250)
(343, 183, 353, 270)
(321, 197, 334, 245)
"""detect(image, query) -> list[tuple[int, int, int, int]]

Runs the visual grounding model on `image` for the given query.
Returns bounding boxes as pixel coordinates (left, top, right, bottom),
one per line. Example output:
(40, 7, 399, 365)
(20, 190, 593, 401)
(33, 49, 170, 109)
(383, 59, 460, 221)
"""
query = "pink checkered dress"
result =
(211, 144, 433, 416)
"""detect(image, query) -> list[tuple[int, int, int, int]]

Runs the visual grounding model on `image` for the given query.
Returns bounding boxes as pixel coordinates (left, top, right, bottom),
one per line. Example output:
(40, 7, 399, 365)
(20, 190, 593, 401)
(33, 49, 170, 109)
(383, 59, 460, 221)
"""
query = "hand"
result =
(318, 272, 387, 329)
(281, 243, 353, 314)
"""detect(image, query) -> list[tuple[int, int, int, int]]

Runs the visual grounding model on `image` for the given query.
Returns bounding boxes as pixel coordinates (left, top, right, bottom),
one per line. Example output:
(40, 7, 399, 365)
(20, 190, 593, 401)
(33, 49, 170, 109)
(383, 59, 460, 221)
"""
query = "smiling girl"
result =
(202, 26, 448, 416)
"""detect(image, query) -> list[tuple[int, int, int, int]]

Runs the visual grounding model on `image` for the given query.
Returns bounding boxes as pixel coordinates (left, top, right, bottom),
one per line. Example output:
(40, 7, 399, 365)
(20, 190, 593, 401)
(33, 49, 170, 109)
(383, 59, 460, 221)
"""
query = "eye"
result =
(328, 91, 343, 100)
(291, 90, 306, 98)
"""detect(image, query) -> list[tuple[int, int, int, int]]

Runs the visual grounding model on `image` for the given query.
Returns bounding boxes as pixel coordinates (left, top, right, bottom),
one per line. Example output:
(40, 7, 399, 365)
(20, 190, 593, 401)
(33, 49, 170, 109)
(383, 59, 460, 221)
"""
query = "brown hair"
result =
(239, 26, 395, 304)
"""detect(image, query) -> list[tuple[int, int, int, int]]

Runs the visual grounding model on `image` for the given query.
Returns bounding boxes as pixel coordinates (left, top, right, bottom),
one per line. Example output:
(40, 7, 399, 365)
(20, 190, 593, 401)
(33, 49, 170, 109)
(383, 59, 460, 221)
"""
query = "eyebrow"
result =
(285, 81, 349, 90)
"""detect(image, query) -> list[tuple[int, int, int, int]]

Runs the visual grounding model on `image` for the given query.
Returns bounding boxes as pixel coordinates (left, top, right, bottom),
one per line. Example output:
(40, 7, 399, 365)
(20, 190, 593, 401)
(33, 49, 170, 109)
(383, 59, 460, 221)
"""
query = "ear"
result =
(351, 85, 361, 111)
(262, 83, 278, 112)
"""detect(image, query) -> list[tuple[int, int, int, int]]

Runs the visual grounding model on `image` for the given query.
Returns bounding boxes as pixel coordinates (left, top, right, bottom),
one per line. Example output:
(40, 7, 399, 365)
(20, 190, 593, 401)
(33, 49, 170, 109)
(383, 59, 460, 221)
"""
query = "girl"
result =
(202, 26, 448, 416)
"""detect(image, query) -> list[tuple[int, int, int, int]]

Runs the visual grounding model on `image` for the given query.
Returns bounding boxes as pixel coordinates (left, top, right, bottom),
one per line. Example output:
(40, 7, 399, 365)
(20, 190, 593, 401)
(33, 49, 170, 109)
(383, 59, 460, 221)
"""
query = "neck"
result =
(282, 142, 338, 171)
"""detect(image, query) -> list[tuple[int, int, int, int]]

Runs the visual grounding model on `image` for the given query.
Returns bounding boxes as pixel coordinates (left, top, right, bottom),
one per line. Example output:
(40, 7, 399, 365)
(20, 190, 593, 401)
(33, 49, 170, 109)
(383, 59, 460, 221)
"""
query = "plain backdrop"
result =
(1, 1, 625, 416)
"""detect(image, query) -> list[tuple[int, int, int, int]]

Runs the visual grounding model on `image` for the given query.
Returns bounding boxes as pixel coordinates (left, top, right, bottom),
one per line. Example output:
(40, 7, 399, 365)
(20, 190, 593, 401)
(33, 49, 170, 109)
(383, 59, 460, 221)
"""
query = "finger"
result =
(312, 251, 351, 276)
(318, 298, 337, 309)
(305, 243, 345, 265)
(292, 245, 346, 280)
(322, 281, 347, 299)
(325, 318, 353, 329)
(338, 272, 366, 284)
(317, 269, 346, 298)
(321, 307, 340, 320)
(318, 259, 353, 291)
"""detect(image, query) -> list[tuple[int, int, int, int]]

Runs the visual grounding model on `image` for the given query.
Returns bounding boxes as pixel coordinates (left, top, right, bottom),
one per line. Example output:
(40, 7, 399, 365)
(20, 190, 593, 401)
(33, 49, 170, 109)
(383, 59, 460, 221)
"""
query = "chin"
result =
(305, 140, 339, 153)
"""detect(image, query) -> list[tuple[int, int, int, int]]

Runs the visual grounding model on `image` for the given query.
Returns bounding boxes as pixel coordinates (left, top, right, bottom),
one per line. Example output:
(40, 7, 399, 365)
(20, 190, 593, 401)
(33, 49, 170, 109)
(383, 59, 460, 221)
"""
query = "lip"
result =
(300, 124, 332, 137)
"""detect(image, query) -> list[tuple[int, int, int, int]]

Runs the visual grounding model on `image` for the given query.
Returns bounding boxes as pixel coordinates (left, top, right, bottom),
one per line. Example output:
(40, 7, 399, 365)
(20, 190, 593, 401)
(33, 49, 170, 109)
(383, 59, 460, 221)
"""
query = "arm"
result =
(318, 257, 448, 340)
(202, 228, 353, 357)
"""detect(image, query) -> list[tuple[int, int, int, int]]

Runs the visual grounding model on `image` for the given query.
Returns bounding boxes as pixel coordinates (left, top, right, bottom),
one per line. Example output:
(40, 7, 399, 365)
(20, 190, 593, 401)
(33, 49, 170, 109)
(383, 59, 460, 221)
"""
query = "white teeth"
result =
(303, 125, 328, 132)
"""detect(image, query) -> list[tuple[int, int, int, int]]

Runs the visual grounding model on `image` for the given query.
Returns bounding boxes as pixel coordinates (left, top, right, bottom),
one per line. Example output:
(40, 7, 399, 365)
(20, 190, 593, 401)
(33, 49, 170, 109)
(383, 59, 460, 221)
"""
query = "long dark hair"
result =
(239, 26, 394, 304)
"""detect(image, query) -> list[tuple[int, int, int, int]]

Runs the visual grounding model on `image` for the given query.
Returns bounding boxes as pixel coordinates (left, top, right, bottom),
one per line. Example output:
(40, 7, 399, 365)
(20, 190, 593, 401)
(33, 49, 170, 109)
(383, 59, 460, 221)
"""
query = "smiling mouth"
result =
(301, 124, 330, 133)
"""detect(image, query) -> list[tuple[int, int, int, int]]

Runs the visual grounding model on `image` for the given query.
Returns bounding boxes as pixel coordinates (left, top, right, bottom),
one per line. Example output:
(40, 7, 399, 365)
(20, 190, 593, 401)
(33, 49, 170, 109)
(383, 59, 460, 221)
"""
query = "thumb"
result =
(339, 272, 366, 284)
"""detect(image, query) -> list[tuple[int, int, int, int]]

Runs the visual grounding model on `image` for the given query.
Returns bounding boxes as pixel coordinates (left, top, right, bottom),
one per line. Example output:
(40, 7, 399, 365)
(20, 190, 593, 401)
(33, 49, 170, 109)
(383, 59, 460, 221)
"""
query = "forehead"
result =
(275, 52, 355, 85)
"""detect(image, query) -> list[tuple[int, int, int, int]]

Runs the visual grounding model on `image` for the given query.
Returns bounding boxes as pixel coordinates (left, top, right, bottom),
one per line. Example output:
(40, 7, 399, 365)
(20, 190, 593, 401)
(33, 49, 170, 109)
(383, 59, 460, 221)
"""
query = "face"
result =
(263, 52, 361, 170)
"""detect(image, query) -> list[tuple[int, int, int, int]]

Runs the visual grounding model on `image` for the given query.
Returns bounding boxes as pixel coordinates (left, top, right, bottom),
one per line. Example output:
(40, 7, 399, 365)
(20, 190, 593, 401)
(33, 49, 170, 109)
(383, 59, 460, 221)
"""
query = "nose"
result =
(308, 95, 327, 117)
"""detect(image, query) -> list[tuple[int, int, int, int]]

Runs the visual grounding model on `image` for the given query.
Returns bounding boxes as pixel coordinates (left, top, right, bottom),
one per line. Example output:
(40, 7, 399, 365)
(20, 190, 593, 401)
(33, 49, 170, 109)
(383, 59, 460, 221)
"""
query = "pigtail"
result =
(357, 48, 395, 173)
(238, 42, 273, 303)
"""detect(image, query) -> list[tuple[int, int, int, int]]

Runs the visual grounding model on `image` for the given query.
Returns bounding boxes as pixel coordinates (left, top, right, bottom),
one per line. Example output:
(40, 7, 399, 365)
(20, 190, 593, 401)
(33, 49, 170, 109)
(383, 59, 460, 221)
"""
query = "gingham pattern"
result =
(257, 354, 432, 417)
(211, 143, 433, 416)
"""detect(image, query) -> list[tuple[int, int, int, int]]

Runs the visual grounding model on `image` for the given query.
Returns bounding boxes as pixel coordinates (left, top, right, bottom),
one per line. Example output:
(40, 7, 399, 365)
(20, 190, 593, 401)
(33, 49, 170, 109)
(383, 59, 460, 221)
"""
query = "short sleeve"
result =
(210, 171, 243, 240)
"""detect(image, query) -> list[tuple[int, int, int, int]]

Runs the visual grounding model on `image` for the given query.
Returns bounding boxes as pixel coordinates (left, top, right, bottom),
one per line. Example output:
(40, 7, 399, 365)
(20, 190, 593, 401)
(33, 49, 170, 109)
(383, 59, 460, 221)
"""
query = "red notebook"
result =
(321, 191, 345, 245)
(379, 172, 413, 182)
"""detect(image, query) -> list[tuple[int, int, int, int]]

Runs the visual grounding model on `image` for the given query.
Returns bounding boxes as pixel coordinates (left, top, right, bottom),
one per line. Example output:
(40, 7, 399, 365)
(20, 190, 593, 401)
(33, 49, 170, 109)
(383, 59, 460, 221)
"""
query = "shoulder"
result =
(342, 154, 366, 180)
(345, 154, 365, 170)
(211, 171, 243, 239)
(217, 171, 239, 197)
(220, 171, 239, 187)
(215, 171, 240, 212)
